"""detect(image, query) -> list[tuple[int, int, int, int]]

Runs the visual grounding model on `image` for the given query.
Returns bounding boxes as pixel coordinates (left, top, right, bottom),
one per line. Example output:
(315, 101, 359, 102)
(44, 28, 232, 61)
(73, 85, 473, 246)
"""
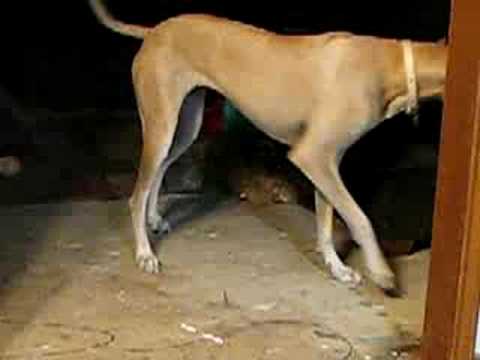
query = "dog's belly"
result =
(169, 20, 320, 144)
(230, 103, 305, 145)
(210, 78, 311, 145)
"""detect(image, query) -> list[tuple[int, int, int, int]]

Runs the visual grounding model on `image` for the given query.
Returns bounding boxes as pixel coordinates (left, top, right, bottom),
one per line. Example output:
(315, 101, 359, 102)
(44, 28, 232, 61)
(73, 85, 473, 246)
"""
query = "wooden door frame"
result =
(421, 0, 480, 358)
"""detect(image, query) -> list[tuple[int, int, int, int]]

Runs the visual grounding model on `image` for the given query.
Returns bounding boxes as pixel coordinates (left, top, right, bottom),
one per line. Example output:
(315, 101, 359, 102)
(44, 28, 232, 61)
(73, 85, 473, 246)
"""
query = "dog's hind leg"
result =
(314, 190, 362, 284)
(129, 63, 192, 273)
(146, 88, 206, 234)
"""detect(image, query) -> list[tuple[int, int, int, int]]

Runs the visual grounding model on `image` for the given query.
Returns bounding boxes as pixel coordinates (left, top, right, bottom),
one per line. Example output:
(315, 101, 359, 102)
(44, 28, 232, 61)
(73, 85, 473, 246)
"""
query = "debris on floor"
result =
(0, 199, 429, 359)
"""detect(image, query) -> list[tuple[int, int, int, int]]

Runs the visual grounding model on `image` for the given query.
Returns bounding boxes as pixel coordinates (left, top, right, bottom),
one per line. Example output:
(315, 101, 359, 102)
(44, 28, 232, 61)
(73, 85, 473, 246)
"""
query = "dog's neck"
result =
(384, 40, 447, 118)
(413, 42, 448, 99)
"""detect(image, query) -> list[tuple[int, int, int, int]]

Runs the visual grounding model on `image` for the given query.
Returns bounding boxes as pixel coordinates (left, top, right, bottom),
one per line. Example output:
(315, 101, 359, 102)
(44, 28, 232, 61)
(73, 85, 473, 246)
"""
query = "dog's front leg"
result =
(288, 108, 395, 291)
(315, 190, 362, 285)
(291, 148, 394, 290)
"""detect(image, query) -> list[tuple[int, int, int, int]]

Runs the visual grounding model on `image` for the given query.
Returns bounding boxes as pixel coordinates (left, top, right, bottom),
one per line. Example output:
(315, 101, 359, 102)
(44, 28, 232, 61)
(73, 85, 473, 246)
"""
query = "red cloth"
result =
(202, 97, 224, 137)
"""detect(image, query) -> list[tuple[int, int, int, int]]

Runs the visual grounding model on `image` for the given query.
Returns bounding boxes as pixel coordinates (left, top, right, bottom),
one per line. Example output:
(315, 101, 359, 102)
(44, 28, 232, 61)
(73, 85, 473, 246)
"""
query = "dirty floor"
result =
(0, 198, 429, 359)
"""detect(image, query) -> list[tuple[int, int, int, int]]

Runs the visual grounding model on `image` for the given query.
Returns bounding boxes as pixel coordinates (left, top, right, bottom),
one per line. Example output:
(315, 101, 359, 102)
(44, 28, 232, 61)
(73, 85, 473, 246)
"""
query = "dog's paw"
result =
(156, 220, 171, 235)
(327, 261, 362, 287)
(369, 268, 396, 293)
(148, 214, 171, 235)
(136, 252, 161, 274)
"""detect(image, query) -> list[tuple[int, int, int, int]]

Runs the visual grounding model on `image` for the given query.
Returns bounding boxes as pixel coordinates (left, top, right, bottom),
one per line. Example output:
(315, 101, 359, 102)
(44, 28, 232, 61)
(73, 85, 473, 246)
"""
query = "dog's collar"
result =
(401, 40, 419, 122)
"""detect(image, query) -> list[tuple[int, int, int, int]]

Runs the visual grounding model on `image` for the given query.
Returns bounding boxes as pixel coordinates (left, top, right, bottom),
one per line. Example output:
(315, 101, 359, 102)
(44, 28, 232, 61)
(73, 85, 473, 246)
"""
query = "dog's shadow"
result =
(148, 189, 233, 244)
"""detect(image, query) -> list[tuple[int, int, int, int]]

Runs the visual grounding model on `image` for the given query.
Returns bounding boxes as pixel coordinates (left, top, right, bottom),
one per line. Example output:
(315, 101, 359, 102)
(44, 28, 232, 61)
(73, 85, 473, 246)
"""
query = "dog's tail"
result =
(88, 0, 151, 39)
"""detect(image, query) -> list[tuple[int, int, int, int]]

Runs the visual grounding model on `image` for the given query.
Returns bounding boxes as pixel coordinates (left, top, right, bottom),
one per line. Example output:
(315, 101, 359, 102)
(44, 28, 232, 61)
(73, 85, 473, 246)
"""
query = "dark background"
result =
(4, 0, 450, 109)
(1, 0, 452, 254)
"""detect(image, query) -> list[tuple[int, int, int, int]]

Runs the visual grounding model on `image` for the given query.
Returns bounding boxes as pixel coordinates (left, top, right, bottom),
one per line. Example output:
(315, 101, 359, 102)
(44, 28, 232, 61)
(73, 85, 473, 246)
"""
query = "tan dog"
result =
(88, 0, 447, 291)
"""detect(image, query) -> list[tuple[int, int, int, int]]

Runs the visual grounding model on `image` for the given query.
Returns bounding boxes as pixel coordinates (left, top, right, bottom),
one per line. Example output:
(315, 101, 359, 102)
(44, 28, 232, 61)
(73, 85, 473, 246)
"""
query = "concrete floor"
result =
(0, 198, 428, 359)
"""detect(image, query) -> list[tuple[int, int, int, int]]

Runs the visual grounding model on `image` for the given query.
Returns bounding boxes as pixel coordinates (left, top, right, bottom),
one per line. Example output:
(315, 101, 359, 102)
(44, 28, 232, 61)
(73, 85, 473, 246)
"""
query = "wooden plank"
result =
(421, 0, 480, 358)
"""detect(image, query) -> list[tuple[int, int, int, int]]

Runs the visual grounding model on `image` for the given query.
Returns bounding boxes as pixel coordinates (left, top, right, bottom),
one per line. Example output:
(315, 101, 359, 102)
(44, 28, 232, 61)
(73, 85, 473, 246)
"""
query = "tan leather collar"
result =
(402, 40, 419, 122)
